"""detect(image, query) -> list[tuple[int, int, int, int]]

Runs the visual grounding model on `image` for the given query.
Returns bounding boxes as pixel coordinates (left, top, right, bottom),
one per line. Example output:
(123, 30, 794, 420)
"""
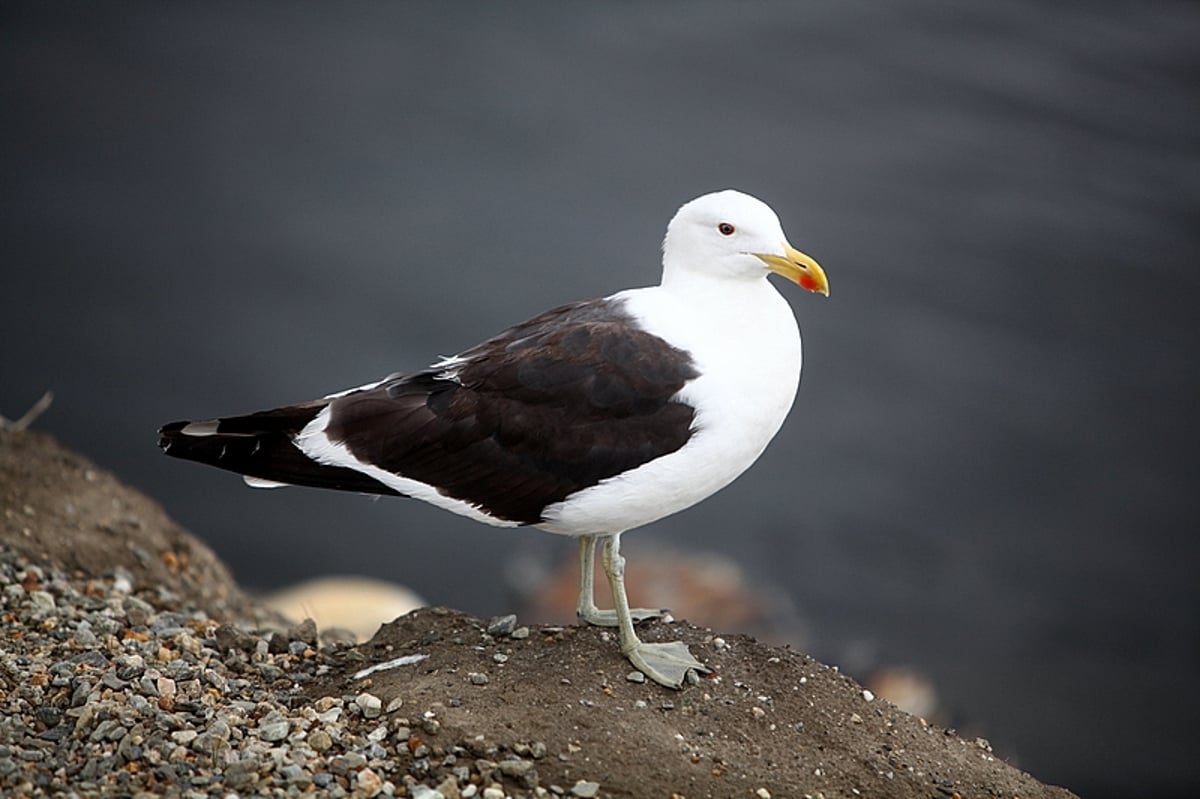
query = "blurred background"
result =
(3, 2, 1198, 795)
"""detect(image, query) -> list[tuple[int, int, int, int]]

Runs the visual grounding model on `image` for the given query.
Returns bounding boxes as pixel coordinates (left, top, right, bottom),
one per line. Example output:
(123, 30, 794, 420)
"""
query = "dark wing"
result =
(324, 298, 700, 523)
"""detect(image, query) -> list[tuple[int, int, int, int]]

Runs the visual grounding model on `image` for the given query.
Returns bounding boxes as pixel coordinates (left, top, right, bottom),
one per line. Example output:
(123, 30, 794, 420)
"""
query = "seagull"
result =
(159, 189, 830, 688)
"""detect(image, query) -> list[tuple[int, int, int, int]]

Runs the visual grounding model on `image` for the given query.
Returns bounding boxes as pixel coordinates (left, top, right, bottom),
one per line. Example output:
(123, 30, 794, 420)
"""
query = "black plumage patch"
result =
(324, 298, 700, 523)
(158, 402, 400, 495)
(158, 298, 700, 525)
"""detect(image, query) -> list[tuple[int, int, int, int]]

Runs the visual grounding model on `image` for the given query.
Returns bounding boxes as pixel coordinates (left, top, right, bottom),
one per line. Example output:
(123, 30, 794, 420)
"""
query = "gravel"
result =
(0, 546, 560, 798)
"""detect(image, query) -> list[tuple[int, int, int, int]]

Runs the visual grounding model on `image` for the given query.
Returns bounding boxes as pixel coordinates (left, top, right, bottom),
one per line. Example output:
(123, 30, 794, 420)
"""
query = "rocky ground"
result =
(0, 428, 1079, 798)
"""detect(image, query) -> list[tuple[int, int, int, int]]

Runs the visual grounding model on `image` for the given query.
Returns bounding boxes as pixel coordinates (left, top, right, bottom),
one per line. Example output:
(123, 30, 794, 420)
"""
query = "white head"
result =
(661, 189, 829, 295)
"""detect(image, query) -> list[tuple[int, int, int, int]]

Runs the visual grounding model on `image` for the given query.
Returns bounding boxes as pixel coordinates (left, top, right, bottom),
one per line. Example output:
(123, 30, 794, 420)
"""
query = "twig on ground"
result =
(0, 390, 54, 431)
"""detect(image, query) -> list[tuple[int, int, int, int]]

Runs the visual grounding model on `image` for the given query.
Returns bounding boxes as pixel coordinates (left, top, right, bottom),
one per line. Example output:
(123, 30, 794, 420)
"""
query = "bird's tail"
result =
(158, 401, 398, 496)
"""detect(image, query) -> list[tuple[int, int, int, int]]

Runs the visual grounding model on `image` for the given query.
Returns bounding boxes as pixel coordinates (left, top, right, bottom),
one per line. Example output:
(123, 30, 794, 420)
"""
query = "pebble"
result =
(486, 614, 518, 636)
(411, 785, 446, 799)
(257, 713, 291, 742)
(570, 779, 601, 798)
(356, 691, 383, 718)
(0, 546, 550, 798)
(356, 766, 384, 797)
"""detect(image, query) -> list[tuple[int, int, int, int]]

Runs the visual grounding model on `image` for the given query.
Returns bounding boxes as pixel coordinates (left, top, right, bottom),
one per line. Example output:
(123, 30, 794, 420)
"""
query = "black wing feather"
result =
(159, 298, 699, 525)
(158, 402, 400, 495)
(325, 298, 699, 523)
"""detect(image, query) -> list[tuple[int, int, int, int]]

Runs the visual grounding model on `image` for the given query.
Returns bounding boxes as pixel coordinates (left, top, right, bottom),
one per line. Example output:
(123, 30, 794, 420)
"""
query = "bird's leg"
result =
(575, 534, 668, 627)
(600, 533, 710, 689)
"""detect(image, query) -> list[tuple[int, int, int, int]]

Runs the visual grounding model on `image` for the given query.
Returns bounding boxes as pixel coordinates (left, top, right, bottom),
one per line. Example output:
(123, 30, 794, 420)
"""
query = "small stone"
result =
(288, 617, 319, 645)
(486, 614, 518, 636)
(492, 653, 509, 663)
(123, 596, 154, 627)
(862, 689, 875, 701)
(214, 623, 258, 653)
(626, 671, 646, 683)
(170, 729, 198, 745)
(101, 670, 127, 690)
(111, 571, 133, 594)
(712, 637, 727, 650)
(280, 763, 309, 784)
(511, 626, 530, 639)
(411, 786, 446, 799)
(257, 718, 289, 742)
(482, 787, 505, 799)
(570, 780, 601, 798)
(74, 620, 98, 646)
(36, 706, 63, 727)
(355, 767, 384, 798)
(309, 729, 333, 752)
(435, 775, 460, 799)
(499, 759, 534, 778)
(356, 692, 383, 718)
(224, 757, 260, 790)
(755, 789, 772, 799)
(469, 673, 490, 685)
(193, 721, 232, 754)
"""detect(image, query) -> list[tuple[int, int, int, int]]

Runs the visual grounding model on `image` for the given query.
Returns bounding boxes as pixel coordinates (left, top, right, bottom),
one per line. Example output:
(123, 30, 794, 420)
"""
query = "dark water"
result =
(3, 3, 1198, 795)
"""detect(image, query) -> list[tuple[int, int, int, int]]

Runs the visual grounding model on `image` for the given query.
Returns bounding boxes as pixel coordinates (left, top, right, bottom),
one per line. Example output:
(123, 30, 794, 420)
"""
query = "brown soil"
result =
(1, 429, 253, 620)
(0, 428, 1078, 798)
(310, 608, 1075, 798)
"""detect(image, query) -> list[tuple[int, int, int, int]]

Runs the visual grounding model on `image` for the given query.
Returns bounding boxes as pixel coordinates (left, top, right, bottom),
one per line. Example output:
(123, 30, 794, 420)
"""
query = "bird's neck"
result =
(659, 258, 776, 305)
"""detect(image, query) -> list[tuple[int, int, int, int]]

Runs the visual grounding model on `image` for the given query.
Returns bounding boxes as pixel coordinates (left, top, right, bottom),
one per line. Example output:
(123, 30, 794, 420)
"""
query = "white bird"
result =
(159, 189, 830, 687)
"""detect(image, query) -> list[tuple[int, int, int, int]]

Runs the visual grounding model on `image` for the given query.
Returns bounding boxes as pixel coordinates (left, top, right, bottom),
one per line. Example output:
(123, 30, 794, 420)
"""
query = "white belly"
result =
(538, 281, 802, 536)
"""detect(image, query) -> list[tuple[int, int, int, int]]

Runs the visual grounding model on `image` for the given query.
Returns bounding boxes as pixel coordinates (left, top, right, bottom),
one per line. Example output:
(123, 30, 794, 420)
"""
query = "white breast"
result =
(538, 278, 802, 536)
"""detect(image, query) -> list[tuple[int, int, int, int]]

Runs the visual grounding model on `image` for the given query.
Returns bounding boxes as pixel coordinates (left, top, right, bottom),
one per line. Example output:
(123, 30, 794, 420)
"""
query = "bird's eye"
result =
(717, 222, 736, 236)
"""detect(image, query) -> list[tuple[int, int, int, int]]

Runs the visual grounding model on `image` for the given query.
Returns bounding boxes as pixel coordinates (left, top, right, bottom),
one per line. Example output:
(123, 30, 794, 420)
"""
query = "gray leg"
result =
(600, 533, 710, 688)
(575, 534, 668, 627)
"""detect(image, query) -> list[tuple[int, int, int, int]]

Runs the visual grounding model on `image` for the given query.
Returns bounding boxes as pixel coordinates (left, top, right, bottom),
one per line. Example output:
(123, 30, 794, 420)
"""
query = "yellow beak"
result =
(755, 243, 830, 297)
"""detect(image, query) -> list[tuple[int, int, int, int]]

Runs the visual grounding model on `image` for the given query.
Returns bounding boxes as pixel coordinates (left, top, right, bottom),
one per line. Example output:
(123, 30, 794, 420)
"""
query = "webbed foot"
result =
(578, 606, 669, 627)
(626, 640, 711, 689)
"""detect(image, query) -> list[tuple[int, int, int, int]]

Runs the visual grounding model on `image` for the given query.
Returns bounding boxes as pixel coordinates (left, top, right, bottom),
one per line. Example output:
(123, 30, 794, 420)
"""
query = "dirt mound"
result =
(0, 428, 1077, 797)
(1, 428, 249, 620)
